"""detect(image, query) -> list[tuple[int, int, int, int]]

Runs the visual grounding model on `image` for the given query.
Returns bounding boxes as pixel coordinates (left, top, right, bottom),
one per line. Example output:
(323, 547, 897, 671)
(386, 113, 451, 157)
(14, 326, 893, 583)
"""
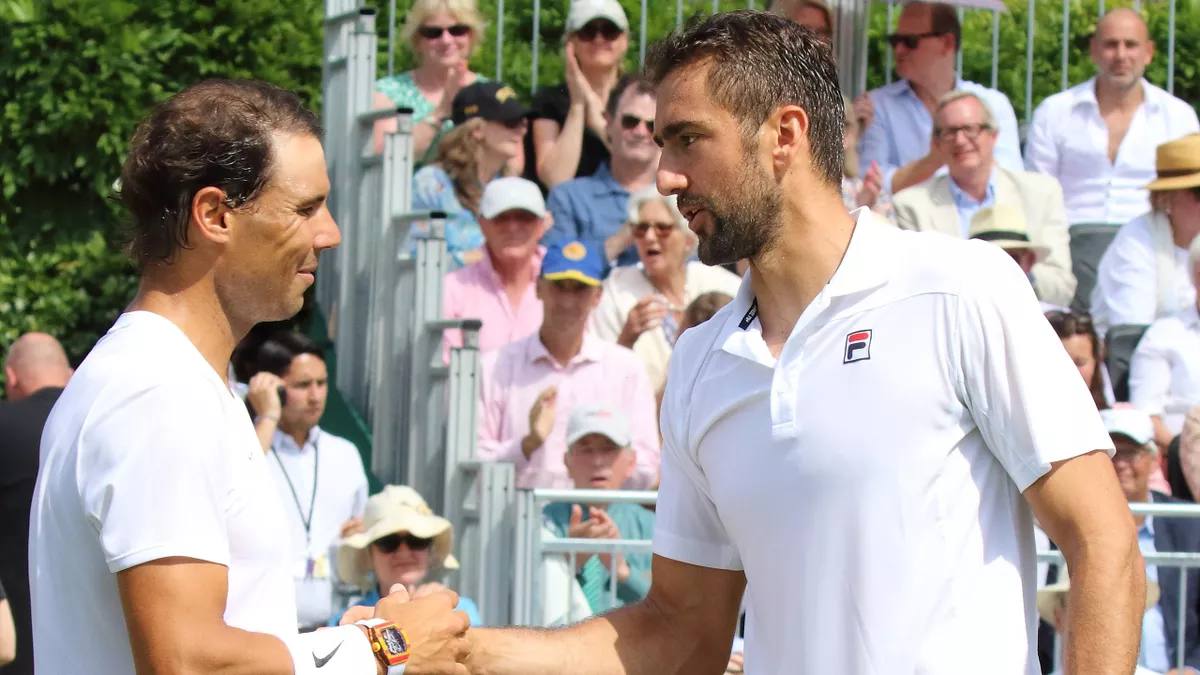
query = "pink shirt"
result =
(477, 332, 661, 489)
(442, 247, 544, 353)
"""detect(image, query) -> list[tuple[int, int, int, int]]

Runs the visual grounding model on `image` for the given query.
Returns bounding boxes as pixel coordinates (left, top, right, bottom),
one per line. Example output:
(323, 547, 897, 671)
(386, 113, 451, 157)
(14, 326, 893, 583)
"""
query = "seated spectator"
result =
(767, 0, 833, 42)
(245, 332, 369, 631)
(1045, 310, 1111, 410)
(893, 91, 1074, 306)
(371, 0, 487, 165)
(1129, 237, 1200, 451)
(1037, 567, 1162, 675)
(681, 291, 735, 335)
(1092, 133, 1200, 337)
(589, 189, 740, 393)
(527, 0, 628, 188)
(858, 2, 1021, 196)
(477, 240, 660, 489)
(333, 485, 481, 625)
(1025, 9, 1198, 312)
(443, 176, 549, 352)
(840, 95, 887, 215)
(1104, 407, 1200, 671)
(543, 405, 654, 613)
(410, 81, 529, 268)
(545, 77, 658, 267)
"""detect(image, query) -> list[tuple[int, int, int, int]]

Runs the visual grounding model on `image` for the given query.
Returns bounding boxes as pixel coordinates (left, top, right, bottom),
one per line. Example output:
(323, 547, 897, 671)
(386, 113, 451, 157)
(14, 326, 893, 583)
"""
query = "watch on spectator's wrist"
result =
(356, 619, 409, 674)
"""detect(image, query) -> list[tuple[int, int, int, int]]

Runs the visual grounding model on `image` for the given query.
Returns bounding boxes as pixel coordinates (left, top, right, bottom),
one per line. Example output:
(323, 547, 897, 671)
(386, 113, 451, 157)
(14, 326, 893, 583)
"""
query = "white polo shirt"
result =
(1129, 305, 1200, 435)
(267, 426, 368, 627)
(654, 209, 1112, 674)
(29, 312, 297, 674)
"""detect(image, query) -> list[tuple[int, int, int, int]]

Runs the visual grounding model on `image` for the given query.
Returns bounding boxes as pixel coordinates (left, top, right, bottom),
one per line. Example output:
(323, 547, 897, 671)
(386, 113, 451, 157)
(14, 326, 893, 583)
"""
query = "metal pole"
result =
(387, 0, 397, 76)
(639, 0, 648, 67)
(1060, 0, 1070, 92)
(1098, 0, 1105, 16)
(677, 0, 683, 28)
(955, 7, 963, 80)
(991, 9, 1000, 89)
(1179, 568, 1188, 672)
(1167, 0, 1177, 94)
(712, 0, 720, 14)
(1025, 0, 1035, 124)
(885, 1, 895, 85)
(495, 0, 505, 81)
(531, 0, 542, 95)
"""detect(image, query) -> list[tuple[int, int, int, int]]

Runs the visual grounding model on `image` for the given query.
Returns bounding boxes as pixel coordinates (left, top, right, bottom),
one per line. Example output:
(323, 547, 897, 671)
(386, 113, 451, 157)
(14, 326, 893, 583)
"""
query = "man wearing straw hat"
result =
(966, 205, 1056, 308)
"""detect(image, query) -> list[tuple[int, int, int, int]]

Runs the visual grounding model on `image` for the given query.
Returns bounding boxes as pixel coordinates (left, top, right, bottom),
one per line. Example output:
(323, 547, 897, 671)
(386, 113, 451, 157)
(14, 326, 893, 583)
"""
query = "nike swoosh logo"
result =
(313, 640, 343, 668)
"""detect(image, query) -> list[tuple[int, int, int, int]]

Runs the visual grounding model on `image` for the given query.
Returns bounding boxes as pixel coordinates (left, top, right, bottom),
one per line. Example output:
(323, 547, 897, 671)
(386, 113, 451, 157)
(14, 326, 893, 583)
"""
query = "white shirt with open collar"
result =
(654, 208, 1113, 674)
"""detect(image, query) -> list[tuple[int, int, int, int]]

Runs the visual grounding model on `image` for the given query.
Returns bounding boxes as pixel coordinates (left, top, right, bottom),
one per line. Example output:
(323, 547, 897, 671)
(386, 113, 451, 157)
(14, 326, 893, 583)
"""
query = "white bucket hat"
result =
(336, 485, 459, 591)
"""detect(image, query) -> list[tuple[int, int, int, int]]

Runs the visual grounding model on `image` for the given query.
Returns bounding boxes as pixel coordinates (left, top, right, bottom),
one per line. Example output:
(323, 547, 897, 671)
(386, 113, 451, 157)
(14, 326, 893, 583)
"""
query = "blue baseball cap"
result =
(541, 240, 606, 287)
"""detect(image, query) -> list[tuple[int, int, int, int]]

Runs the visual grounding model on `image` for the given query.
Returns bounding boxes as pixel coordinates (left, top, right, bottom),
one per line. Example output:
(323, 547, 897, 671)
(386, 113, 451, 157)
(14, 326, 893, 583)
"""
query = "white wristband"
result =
(280, 624, 377, 674)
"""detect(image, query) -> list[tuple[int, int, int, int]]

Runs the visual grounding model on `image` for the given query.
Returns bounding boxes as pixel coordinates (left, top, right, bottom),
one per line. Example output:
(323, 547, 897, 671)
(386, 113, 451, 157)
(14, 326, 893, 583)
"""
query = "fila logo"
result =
(843, 329, 872, 364)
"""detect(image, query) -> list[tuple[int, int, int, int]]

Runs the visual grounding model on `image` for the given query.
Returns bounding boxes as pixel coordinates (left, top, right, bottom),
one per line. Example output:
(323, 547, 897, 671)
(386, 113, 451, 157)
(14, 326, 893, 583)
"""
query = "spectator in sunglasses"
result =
(333, 485, 482, 626)
(545, 77, 659, 267)
(372, 0, 486, 166)
(526, 0, 630, 189)
(589, 188, 740, 395)
(858, 2, 1021, 198)
(410, 81, 530, 268)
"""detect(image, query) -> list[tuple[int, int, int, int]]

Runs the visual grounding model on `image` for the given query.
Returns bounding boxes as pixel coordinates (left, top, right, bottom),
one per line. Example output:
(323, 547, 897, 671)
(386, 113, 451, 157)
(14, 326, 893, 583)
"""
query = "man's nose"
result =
(315, 207, 342, 251)
(656, 165, 687, 196)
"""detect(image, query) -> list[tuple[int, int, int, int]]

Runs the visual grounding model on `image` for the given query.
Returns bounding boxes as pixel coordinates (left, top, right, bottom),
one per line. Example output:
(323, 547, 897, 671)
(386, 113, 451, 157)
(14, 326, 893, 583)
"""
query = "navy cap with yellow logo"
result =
(541, 240, 606, 286)
(451, 81, 530, 125)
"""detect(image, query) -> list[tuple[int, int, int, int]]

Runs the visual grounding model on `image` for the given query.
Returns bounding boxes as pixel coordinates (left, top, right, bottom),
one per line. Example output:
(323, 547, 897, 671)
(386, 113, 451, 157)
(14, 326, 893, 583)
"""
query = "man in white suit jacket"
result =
(893, 91, 1075, 307)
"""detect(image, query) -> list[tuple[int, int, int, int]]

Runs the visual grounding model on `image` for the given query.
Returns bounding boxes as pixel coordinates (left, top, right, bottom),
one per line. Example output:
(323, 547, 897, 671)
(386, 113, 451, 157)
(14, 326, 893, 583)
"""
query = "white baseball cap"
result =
(1100, 407, 1155, 446)
(479, 176, 547, 219)
(566, 0, 630, 33)
(566, 404, 632, 449)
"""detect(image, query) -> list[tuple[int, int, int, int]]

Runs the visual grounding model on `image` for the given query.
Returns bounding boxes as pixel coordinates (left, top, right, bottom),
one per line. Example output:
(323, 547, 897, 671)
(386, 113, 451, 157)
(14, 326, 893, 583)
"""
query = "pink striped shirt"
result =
(442, 247, 545, 353)
(477, 332, 661, 489)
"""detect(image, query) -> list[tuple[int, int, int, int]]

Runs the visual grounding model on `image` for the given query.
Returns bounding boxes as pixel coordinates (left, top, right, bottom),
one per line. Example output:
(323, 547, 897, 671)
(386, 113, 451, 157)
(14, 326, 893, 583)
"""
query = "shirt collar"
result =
(1074, 77, 1162, 111)
(589, 163, 628, 197)
(272, 425, 321, 453)
(525, 331, 603, 367)
(480, 245, 546, 286)
(947, 174, 996, 209)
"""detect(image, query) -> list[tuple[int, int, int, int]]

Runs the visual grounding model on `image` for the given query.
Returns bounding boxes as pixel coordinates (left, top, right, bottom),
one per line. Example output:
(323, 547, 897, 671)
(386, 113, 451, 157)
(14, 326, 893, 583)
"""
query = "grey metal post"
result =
(495, 0, 505, 81)
(1167, 0, 1177, 95)
(676, 0, 683, 28)
(885, 1, 895, 85)
(712, 0, 719, 15)
(388, 0, 397, 76)
(639, 0, 648, 67)
(1024, 0, 1035, 124)
(1179, 568, 1189, 672)
(955, 7, 963, 80)
(1060, 0, 1070, 91)
(532, 0, 542, 95)
(1098, 0, 1105, 16)
(991, 10, 999, 89)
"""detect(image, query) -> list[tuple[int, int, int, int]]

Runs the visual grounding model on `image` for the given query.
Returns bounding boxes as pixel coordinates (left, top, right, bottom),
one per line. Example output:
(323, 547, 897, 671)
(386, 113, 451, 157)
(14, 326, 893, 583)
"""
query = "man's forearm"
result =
(1061, 537, 1145, 674)
(889, 154, 943, 194)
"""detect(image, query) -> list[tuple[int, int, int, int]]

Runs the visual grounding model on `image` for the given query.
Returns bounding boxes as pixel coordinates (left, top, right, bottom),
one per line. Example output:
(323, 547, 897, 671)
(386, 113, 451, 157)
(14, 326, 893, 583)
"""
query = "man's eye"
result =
(679, 135, 697, 148)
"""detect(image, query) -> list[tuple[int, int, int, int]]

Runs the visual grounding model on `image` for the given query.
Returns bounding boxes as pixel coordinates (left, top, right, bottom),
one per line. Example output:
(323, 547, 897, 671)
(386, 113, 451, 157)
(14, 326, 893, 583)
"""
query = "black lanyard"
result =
(271, 432, 319, 545)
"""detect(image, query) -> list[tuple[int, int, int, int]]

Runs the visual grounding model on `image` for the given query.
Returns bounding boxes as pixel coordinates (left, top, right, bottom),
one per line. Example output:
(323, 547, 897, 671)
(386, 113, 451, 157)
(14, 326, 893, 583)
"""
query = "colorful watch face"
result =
(378, 626, 410, 665)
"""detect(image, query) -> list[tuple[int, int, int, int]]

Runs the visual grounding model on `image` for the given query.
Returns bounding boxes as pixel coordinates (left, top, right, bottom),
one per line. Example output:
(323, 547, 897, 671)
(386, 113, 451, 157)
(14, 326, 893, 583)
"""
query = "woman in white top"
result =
(589, 188, 741, 393)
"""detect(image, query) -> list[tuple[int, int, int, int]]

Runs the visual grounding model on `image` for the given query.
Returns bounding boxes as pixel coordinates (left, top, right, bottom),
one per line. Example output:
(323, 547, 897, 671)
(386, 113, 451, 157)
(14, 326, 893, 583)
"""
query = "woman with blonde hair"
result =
(409, 81, 528, 268)
(372, 0, 486, 165)
(840, 94, 887, 214)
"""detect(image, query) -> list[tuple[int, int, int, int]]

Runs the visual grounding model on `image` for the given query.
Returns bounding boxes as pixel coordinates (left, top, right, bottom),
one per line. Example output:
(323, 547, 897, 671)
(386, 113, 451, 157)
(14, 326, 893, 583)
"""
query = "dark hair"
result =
(916, 1, 962, 51)
(256, 331, 324, 377)
(682, 291, 734, 333)
(605, 75, 656, 119)
(118, 79, 322, 270)
(1045, 310, 1107, 410)
(644, 11, 845, 187)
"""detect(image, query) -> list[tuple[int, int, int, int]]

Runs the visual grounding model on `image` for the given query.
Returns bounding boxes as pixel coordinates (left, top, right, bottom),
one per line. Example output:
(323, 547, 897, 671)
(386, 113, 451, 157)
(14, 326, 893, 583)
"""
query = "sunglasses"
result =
(575, 20, 624, 42)
(885, 31, 945, 49)
(372, 532, 434, 554)
(619, 114, 654, 134)
(418, 23, 471, 40)
(632, 221, 677, 238)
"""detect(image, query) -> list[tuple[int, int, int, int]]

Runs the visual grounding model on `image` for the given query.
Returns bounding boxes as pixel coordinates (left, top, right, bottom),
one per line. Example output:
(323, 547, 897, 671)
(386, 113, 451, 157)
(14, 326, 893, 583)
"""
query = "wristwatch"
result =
(356, 619, 410, 674)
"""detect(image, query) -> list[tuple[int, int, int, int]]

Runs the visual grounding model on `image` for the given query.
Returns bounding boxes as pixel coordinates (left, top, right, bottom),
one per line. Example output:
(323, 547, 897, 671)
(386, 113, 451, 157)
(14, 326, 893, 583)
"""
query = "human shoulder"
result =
(868, 79, 911, 102)
(315, 429, 360, 459)
(1032, 80, 1091, 119)
(1002, 166, 1064, 199)
(592, 336, 646, 371)
(414, 163, 452, 186)
(481, 334, 534, 376)
(892, 176, 942, 208)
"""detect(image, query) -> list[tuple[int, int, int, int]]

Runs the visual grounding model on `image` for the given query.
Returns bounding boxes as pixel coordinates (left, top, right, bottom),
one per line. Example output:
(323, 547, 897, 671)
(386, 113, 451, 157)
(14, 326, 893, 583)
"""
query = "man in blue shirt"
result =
(858, 1, 1021, 197)
(545, 78, 659, 268)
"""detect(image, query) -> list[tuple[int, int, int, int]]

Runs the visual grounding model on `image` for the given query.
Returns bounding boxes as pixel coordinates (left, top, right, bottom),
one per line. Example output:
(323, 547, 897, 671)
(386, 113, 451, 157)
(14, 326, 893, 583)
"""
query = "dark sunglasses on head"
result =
(619, 114, 654, 134)
(575, 19, 623, 42)
(418, 23, 471, 40)
(632, 221, 677, 238)
(372, 532, 434, 554)
(885, 31, 944, 49)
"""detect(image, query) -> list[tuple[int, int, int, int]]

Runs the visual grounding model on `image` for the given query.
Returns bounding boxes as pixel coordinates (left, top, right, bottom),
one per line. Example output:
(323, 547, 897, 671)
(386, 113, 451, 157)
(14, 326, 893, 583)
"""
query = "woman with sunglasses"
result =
(527, 0, 629, 189)
(371, 0, 486, 166)
(333, 485, 482, 627)
(410, 81, 529, 268)
(589, 188, 741, 395)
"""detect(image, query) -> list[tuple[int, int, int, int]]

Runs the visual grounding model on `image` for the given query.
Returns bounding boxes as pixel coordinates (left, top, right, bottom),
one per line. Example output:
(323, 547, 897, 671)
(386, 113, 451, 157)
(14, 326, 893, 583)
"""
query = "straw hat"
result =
(1146, 133, 1200, 192)
(968, 204, 1049, 261)
(336, 485, 459, 591)
(1036, 570, 1160, 625)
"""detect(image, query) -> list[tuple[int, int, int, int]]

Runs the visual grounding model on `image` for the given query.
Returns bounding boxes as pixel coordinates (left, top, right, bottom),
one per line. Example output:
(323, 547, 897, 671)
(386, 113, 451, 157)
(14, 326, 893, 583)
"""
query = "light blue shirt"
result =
(410, 165, 489, 270)
(947, 177, 996, 238)
(1139, 517, 1171, 673)
(544, 163, 638, 267)
(858, 78, 1023, 194)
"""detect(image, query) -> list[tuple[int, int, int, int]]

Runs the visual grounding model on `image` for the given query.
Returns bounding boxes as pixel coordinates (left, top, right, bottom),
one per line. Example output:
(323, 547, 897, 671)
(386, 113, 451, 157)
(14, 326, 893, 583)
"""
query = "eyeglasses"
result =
(932, 123, 993, 143)
(631, 221, 677, 237)
(575, 19, 624, 42)
(417, 23, 471, 40)
(885, 31, 945, 49)
(619, 114, 654, 134)
(1045, 310, 1096, 338)
(372, 532, 434, 554)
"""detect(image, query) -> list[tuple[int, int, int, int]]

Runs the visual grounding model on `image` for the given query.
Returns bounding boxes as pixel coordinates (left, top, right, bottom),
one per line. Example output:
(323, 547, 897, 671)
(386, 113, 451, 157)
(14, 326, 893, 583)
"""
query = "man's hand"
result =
(247, 372, 284, 421)
(522, 386, 557, 459)
(567, 506, 625, 573)
(618, 296, 668, 348)
(413, 582, 449, 599)
(604, 227, 635, 263)
(372, 584, 471, 675)
(340, 517, 364, 538)
(853, 92, 874, 131)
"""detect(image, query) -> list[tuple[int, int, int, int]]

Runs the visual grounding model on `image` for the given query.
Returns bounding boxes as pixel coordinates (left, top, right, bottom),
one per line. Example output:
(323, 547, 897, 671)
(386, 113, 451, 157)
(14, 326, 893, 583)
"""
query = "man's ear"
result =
(4, 365, 18, 395)
(191, 186, 232, 245)
(772, 105, 811, 170)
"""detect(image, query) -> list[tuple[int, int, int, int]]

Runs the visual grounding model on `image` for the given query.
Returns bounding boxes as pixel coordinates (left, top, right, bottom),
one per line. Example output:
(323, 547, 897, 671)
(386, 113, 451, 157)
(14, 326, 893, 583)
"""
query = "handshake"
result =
(341, 583, 473, 674)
